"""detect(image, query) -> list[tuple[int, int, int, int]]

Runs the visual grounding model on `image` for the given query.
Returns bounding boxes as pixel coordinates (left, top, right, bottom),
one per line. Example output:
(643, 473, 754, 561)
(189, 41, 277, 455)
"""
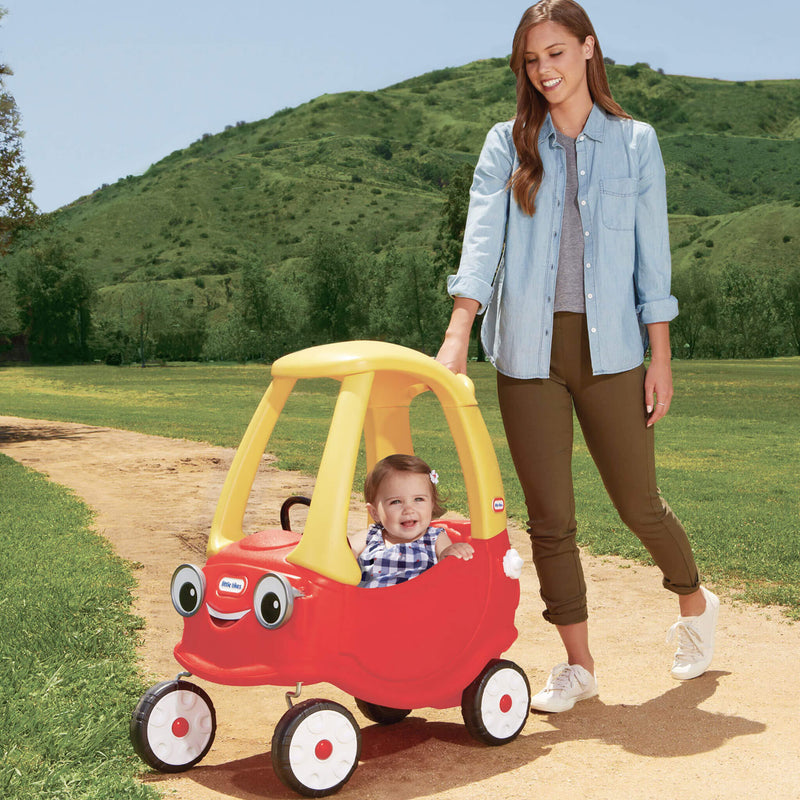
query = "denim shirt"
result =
(447, 104, 678, 379)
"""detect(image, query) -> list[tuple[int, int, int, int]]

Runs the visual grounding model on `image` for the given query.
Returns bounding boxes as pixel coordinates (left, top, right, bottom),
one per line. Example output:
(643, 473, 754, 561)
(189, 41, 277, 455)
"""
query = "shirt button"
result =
(586, 262, 591, 268)
(581, 200, 586, 206)
(591, 327, 597, 333)
(587, 293, 593, 299)
(580, 170, 586, 176)
(584, 231, 590, 237)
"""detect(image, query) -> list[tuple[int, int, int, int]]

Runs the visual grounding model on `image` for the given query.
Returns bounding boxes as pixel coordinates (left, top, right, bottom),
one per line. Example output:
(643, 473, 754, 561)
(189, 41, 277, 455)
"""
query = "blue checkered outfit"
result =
(357, 523, 443, 588)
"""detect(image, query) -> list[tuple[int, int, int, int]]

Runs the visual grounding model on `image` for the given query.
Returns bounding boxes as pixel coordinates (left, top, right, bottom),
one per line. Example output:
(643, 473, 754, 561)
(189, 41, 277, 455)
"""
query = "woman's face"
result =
(524, 20, 594, 111)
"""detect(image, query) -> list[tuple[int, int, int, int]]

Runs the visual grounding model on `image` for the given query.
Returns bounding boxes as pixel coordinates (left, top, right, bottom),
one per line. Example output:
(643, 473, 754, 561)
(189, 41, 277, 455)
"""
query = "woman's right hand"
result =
(436, 297, 480, 375)
(435, 332, 470, 375)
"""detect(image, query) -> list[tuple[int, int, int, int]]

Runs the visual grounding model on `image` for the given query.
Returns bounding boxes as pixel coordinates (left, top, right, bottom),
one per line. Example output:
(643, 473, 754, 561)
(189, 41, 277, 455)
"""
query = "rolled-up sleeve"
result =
(633, 126, 679, 324)
(447, 123, 514, 313)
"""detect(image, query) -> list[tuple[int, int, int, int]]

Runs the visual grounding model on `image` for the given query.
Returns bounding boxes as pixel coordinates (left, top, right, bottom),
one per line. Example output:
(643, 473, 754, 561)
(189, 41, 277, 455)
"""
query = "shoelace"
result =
(548, 664, 585, 693)
(666, 620, 703, 664)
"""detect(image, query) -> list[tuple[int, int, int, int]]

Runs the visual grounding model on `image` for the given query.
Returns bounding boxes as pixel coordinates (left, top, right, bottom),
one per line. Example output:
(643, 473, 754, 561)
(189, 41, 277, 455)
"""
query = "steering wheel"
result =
(279, 496, 311, 532)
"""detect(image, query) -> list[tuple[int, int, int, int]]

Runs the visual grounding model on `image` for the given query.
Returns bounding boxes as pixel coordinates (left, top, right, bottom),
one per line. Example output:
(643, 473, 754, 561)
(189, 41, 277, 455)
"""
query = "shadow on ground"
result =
(0, 423, 109, 444)
(142, 671, 764, 799)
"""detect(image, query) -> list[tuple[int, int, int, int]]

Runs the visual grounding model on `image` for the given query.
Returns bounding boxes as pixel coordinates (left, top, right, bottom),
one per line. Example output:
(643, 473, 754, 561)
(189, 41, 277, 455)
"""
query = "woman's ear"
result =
(583, 35, 595, 60)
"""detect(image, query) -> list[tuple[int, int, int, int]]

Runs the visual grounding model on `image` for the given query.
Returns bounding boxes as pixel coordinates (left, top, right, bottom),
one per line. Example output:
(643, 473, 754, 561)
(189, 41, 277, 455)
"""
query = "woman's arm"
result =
(439, 123, 515, 372)
(633, 125, 678, 326)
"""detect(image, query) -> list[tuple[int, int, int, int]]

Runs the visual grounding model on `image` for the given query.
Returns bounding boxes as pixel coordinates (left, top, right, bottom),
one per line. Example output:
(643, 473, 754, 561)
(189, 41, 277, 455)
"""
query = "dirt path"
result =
(1, 415, 797, 800)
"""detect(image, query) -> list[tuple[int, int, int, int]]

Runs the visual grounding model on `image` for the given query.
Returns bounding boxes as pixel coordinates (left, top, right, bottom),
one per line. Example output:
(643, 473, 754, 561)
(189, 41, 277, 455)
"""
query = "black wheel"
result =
(271, 699, 361, 797)
(130, 679, 216, 772)
(354, 697, 412, 725)
(461, 659, 530, 746)
(280, 496, 311, 531)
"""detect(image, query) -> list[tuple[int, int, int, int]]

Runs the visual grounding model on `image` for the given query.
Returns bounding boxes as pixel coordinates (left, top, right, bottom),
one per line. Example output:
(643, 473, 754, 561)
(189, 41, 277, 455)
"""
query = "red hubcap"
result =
(172, 717, 190, 738)
(499, 694, 513, 713)
(315, 739, 333, 760)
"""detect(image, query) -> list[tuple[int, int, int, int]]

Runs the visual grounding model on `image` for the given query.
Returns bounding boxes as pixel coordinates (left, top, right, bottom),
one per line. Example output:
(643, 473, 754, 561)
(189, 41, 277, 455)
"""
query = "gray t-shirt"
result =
(554, 130, 586, 314)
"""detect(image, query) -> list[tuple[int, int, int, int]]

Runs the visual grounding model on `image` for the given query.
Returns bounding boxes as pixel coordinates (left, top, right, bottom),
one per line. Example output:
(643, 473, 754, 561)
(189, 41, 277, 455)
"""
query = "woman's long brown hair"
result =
(509, 0, 629, 216)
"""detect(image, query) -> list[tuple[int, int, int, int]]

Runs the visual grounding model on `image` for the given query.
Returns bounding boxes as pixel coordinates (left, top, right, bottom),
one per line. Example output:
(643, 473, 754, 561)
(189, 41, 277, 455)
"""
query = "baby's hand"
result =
(440, 542, 474, 561)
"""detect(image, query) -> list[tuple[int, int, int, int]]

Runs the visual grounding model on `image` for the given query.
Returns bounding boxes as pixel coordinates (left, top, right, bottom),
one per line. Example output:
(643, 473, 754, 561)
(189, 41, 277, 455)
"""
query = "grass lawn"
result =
(0, 454, 157, 799)
(1, 357, 798, 615)
(0, 356, 797, 799)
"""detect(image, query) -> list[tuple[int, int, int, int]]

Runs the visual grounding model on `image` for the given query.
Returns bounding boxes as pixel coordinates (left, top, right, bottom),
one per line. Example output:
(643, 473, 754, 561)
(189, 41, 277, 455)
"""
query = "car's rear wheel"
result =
(461, 659, 530, 745)
(354, 697, 412, 725)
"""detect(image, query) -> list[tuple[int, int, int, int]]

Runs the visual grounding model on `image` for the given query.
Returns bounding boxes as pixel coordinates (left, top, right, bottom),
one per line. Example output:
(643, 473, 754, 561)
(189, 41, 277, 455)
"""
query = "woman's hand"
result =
(645, 322, 674, 427)
(644, 358, 673, 427)
(436, 297, 480, 375)
(436, 333, 470, 375)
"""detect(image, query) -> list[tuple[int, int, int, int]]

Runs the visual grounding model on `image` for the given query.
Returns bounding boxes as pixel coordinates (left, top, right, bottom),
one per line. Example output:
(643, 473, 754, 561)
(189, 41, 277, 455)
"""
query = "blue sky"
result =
(3, 0, 797, 212)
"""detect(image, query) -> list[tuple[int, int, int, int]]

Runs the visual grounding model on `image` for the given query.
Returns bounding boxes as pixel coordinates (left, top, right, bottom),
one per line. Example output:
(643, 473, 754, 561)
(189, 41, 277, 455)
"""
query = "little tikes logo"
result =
(219, 576, 246, 594)
(493, 497, 505, 512)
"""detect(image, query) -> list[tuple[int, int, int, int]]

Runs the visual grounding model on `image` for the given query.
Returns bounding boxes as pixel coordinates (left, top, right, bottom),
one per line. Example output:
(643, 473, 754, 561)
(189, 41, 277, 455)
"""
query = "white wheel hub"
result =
(479, 667, 529, 739)
(288, 709, 359, 791)
(146, 688, 214, 767)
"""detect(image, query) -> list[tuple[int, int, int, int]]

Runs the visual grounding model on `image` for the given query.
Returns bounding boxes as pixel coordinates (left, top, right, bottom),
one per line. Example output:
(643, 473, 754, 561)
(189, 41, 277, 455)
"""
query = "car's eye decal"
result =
(171, 564, 206, 617)
(253, 573, 297, 629)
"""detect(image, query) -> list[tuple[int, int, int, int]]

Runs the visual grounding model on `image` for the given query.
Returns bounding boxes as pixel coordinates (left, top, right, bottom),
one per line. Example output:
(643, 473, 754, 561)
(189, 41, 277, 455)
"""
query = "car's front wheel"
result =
(271, 699, 361, 797)
(130, 679, 216, 772)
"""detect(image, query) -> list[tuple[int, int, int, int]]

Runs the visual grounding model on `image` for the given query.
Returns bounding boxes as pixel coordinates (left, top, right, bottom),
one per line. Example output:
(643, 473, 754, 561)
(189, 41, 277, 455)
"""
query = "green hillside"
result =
(4, 58, 799, 362)
(671, 202, 800, 278)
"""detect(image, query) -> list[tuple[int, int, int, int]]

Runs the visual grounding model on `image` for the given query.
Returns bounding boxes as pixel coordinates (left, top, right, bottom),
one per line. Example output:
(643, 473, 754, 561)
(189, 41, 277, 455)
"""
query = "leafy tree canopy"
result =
(0, 6, 36, 252)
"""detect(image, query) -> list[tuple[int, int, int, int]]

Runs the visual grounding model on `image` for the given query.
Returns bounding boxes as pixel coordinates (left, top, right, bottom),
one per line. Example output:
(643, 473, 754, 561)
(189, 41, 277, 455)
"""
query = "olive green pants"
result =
(496, 312, 699, 626)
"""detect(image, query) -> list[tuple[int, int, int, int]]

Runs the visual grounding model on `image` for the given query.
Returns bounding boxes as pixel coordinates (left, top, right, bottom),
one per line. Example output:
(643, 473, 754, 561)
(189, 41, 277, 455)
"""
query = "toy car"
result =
(131, 341, 529, 797)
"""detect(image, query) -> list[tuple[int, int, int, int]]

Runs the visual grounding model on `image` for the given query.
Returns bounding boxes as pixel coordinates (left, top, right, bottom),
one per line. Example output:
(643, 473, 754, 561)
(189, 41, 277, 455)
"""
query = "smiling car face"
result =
(170, 564, 299, 631)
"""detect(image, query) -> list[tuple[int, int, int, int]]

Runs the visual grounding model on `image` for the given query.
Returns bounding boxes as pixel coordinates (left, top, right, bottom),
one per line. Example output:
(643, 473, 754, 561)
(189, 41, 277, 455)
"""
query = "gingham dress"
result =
(357, 524, 443, 588)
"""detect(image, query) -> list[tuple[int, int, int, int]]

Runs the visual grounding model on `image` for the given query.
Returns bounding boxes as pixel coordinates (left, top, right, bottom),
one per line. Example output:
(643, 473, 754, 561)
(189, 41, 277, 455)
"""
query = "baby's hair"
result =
(364, 454, 446, 518)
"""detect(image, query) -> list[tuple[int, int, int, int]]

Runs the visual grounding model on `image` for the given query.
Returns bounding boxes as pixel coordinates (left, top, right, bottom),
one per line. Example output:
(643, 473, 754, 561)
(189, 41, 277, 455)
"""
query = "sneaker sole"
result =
(530, 685, 598, 713)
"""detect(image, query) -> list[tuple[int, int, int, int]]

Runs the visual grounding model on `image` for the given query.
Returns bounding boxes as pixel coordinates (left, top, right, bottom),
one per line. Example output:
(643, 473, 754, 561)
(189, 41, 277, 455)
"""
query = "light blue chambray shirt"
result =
(447, 104, 678, 379)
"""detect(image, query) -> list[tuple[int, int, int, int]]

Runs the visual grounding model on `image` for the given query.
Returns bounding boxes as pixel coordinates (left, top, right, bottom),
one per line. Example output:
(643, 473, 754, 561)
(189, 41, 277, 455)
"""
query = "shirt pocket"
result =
(600, 177, 638, 231)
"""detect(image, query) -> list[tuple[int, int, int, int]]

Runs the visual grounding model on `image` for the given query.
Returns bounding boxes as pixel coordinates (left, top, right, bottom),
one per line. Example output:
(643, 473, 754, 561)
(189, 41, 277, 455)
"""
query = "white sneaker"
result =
(530, 662, 598, 713)
(667, 586, 720, 680)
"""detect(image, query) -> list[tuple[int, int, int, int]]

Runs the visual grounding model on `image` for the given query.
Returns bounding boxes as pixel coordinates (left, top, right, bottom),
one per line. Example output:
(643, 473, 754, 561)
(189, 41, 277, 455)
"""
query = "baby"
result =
(348, 454, 474, 588)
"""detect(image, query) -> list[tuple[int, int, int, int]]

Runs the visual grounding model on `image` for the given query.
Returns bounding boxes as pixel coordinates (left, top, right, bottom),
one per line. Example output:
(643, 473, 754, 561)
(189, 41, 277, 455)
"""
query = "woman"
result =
(436, 0, 719, 713)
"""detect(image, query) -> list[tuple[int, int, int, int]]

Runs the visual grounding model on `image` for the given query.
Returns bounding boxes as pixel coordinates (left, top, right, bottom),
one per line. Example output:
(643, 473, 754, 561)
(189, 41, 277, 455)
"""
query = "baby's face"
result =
(367, 471, 434, 546)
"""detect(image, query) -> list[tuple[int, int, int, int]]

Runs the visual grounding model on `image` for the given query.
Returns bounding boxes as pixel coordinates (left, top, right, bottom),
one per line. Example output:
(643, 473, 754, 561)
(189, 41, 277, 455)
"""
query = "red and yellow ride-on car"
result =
(131, 341, 529, 797)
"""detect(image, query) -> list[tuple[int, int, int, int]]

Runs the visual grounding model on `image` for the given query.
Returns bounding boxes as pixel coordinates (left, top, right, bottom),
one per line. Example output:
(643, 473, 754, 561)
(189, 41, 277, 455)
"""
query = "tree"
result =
(671, 266, 717, 358)
(236, 261, 308, 361)
(307, 233, 368, 343)
(434, 163, 473, 280)
(435, 162, 485, 360)
(153, 297, 206, 362)
(15, 241, 93, 362)
(382, 248, 449, 354)
(776, 265, 800, 356)
(0, 7, 36, 253)
(0, 260, 16, 332)
(202, 310, 263, 363)
(718, 264, 782, 358)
